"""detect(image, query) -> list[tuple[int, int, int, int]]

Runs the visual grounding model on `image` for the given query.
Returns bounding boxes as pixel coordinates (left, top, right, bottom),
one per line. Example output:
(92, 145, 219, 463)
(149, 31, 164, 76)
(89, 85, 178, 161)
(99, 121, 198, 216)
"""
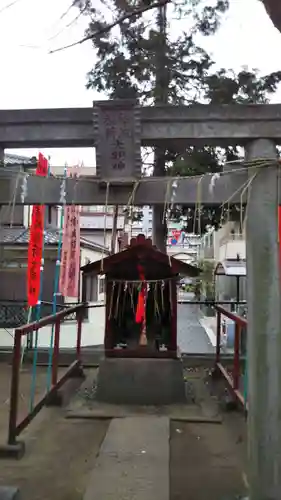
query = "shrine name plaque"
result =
(93, 100, 141, 183)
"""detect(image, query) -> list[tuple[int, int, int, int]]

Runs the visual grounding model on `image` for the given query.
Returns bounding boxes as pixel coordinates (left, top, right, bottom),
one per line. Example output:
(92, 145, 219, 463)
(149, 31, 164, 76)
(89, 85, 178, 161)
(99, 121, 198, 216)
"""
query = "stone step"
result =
(83, 417, 169, 500)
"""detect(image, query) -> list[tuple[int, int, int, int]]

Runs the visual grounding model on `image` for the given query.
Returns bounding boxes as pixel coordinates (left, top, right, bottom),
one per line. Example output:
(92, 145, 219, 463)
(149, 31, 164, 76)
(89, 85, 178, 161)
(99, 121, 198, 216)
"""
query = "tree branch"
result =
(49, 0, 172, 54)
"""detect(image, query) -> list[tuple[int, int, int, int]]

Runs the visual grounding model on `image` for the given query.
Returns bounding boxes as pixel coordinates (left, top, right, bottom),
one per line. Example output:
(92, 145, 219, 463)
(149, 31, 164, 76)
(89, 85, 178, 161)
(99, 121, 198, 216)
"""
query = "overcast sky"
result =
(1, 0, 281, 165)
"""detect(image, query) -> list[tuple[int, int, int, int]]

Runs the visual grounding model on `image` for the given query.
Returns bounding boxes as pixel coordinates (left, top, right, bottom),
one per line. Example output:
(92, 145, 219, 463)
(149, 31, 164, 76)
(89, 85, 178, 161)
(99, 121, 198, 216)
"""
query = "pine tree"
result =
(75, 0, 281, 237)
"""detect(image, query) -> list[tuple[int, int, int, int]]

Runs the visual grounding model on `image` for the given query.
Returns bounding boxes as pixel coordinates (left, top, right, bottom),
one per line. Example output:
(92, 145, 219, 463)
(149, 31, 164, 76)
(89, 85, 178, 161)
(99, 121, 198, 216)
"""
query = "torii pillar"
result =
(246, 139, 281, 499)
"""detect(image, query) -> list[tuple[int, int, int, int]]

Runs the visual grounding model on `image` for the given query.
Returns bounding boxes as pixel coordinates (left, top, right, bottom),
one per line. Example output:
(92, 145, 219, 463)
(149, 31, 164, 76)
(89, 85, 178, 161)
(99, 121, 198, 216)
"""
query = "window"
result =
(47, 206, 52, 225)
(83, 275, 98, 302)
(82, 205, 114, 213)
(99, 277, 105, 294)
(1, 261, 19, 268)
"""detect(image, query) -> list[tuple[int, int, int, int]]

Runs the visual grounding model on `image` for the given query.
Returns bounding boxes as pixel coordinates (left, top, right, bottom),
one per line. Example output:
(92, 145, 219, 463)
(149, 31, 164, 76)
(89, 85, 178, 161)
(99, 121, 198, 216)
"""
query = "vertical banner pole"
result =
(27, 153, 49, 411)
(46, 165, 68, 391)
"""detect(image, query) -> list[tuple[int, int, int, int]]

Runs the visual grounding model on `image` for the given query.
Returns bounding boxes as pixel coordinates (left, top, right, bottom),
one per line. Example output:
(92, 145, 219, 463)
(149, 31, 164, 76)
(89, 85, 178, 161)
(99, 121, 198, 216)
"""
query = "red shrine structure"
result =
(81, 234, 200, 358)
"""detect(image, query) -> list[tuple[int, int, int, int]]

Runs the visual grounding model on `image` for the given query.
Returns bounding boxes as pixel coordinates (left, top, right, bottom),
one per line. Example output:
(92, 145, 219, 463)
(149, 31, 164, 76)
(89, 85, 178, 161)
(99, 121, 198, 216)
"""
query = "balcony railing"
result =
(5, 303, 85, 455)
(0, 301, 78, 328)
(219, 233, 245, 246)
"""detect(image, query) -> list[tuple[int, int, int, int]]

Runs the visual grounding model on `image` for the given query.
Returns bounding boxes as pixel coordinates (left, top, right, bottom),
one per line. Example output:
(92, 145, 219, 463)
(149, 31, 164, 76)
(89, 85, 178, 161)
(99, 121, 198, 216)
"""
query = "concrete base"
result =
(68, 364, 86, 379)
(95, 358, 186, 405)
(0, 487, 20, 499)
(45, 391, 63, 407)
(0, 441, 25, 459)
(83, 417, 169, 500)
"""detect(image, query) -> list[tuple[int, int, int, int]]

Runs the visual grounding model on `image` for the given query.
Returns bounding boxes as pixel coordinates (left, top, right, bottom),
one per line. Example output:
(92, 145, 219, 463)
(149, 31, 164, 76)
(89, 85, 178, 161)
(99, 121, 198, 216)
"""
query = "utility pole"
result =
(152, 2, 168, 253)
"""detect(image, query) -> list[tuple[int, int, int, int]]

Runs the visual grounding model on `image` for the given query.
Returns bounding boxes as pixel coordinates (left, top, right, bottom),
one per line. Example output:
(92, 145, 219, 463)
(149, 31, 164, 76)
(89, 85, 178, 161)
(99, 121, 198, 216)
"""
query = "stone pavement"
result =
(177, 303, 214, 354)
(83, 417, 169, 500)
(198, 315, 217, 347)
(0, 365, 247, 499)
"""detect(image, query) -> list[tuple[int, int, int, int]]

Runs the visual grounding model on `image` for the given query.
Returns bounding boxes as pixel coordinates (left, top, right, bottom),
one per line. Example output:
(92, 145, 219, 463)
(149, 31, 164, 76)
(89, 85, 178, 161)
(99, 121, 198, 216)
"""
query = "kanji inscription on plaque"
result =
(93, 100, 141, 181)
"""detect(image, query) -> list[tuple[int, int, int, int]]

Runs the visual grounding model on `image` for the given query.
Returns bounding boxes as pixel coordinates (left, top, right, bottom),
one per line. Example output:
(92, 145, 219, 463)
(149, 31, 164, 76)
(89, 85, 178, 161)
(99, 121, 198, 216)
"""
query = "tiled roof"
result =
(0, 227, 60, 244)
(0, 227, 110, 254)
(80, 236, 110, 253)
(4, 153, 37, 168)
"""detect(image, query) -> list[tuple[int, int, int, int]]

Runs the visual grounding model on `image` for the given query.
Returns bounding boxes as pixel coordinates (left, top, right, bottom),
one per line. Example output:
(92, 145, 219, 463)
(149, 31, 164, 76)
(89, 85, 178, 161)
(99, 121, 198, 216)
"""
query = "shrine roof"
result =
(81, 234, 201, 277)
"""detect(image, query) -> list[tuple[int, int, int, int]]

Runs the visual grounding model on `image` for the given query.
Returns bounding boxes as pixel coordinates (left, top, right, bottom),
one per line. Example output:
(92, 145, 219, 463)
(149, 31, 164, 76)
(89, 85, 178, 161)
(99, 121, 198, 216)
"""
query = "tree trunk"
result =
(262, 0, 281, 34)
(152, 3, 168, 253)
(153, 147, 167, 252)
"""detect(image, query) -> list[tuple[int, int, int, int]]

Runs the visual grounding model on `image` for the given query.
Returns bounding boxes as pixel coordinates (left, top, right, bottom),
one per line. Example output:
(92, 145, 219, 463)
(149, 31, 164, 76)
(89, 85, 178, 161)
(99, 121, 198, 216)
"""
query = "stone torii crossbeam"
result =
(1, 101, 281, 206)
(0, 100, 281, 500)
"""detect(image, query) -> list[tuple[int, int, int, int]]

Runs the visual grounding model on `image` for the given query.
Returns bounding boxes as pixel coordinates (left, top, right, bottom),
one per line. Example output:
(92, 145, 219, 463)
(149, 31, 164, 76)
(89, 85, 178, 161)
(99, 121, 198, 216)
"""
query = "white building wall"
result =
(200, 221, 246, 262)
(0, 304, 106, 349)
(51, 166, 97, 176)
(80, 214, 125, 231)
(80, 231, 112, 250)
(23, 206, 30, 227)
(218, 240, 246, 262)
(0, 244, 107, 348)
(64, 245, 106, 303)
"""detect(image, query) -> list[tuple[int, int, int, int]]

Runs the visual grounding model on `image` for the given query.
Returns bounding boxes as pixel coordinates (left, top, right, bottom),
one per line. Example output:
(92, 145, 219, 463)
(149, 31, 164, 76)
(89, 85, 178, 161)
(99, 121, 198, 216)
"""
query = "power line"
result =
(58, 0, 76, 22)
(49, 0, 171, 54)
(0, 0, 85, 54)
(47, 8, 86, 42)
(0, 0, 23, 14)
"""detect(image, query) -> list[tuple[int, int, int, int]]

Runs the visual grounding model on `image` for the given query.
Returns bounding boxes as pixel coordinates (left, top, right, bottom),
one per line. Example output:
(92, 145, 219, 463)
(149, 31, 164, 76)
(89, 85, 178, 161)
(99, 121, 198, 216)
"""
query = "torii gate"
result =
(0, 100, 281, 500)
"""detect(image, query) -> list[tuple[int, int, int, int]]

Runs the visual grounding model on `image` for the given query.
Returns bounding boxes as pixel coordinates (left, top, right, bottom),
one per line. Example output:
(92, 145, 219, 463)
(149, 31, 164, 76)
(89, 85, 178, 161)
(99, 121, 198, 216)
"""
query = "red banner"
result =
(59, 166, 81, 298)
(135, 265, 145, 324)
(27, 153, 48, 306)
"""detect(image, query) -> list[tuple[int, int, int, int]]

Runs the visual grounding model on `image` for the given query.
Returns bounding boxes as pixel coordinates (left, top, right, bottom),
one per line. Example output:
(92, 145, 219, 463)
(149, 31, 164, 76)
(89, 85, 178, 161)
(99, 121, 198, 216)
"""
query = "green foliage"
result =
(204, 68, 281, 104)
(76, 0, 230, 101)
(76, 0, 281, 234)
(170, 204, 245, 234)
(197, 259, 216, 298)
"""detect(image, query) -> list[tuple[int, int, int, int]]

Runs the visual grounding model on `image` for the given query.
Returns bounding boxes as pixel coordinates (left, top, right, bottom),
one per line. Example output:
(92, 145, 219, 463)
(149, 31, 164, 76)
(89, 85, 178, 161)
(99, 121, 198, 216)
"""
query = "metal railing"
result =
(5, 303, 86, 455)
(176, 292, 246, 308)
(214, 305, 247, 410)
(176, 294, 248, 408)
(2, 296, 248, 456)
(0, 301, 79, 328)
(0, 301, 28, 327)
